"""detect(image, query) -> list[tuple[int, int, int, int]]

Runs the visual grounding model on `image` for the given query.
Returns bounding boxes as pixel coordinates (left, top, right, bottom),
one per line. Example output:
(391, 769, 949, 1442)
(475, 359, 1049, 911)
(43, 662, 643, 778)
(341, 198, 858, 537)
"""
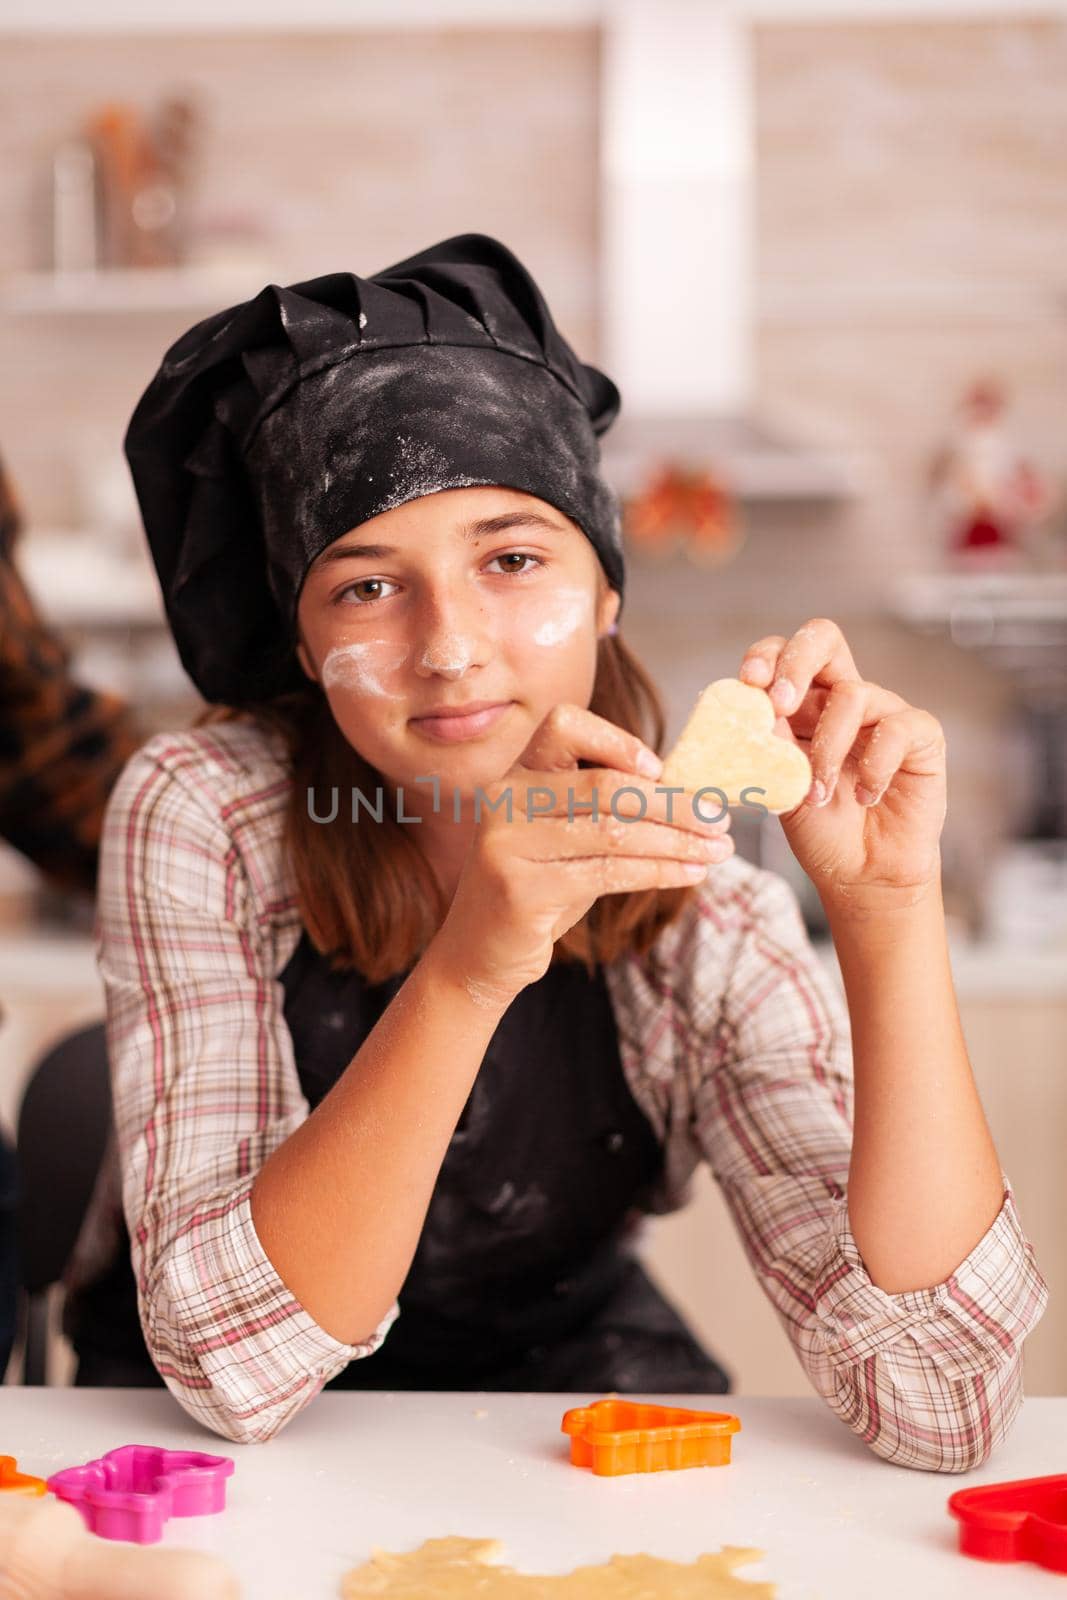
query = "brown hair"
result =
(0, 449, 24, 560)
(194, 628, 695, 984)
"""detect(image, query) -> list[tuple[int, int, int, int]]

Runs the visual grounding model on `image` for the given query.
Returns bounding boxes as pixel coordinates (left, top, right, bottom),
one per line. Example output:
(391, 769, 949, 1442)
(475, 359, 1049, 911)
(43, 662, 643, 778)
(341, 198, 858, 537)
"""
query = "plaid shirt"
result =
(85, 716, 1048, 1459)
(0, 458, 143, 900)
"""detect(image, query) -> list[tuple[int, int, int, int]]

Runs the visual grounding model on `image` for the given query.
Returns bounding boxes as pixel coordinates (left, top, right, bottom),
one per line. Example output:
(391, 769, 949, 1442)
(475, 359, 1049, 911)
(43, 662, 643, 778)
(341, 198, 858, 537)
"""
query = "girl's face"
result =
(295, 486, 620, 796)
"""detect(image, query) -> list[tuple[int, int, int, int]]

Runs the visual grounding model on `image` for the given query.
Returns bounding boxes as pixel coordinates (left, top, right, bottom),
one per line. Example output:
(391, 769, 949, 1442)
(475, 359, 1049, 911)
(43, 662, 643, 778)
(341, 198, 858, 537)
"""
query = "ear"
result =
(295, 637, 318, 684)
(597, 586, 621, 638)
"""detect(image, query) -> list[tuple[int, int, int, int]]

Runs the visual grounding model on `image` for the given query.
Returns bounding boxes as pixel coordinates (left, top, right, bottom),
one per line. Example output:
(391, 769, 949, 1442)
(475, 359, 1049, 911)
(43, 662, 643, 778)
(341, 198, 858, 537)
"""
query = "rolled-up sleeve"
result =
(694, 868, 1048, 1473)
(97, 736, 398, 1444)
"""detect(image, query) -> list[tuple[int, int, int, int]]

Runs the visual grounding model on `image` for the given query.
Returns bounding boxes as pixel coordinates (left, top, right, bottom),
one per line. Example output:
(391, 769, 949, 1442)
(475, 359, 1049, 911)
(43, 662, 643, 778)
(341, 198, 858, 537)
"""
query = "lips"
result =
(409, 701, 514, 743)
(412, 700, 505, 719)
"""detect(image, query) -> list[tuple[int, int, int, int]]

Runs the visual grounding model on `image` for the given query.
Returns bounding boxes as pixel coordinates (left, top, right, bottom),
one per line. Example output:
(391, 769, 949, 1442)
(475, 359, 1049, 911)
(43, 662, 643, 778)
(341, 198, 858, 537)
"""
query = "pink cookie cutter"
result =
(47, 1444, 234, 1543)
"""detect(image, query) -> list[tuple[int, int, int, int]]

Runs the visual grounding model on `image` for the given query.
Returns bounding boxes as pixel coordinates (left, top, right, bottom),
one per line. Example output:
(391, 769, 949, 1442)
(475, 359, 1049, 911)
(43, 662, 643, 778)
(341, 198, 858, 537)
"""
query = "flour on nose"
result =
(419, 632, 475, 678)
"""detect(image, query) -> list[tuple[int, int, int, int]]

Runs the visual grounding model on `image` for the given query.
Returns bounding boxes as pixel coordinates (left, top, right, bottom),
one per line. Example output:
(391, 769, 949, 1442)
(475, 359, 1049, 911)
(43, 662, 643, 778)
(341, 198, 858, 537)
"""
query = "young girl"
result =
(71, 234, 1046, 1468)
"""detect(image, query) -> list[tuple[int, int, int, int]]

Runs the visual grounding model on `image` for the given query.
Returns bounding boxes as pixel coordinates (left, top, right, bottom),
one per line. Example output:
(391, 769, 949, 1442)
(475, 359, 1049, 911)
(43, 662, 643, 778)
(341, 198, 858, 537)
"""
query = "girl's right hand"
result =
(428, 703, 734, 1009)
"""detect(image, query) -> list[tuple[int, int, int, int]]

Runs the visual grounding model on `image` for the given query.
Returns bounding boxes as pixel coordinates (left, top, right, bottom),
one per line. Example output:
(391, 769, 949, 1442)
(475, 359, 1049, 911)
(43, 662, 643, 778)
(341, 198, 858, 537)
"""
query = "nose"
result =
(413, 584, 493, 681)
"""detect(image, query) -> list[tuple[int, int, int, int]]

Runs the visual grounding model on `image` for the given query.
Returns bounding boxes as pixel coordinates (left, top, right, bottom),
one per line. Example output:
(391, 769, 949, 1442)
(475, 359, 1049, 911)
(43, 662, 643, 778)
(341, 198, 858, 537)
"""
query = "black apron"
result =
(68, 930, 730, 1394)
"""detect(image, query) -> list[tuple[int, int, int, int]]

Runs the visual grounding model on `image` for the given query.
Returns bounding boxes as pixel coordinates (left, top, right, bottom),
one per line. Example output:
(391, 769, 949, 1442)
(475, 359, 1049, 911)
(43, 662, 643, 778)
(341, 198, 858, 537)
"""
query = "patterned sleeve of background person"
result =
(683, 865, 1048, 1473)
(0, 454, 144, 897)
(95, 727, 399, 1444)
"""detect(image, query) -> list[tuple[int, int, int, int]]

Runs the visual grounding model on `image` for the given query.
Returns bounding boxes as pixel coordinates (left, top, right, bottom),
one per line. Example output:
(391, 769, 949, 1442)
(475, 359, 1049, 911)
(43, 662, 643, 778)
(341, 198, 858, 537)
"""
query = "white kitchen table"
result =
(0, 1389, 1063, 1598)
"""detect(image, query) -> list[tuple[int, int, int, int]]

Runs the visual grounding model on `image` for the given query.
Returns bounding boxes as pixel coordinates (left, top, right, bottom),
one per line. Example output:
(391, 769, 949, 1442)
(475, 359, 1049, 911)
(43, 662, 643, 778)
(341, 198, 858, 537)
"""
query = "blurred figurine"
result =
(623, 461, 742, 567)
(86, 94, 200, 269)
(0, 449, 144, 1380)
(928, 378, 1054, 568)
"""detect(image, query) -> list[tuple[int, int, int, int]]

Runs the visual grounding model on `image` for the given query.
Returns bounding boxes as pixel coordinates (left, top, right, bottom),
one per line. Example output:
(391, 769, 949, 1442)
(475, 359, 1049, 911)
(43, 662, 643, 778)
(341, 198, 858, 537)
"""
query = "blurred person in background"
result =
(0, 448, 144, 1379)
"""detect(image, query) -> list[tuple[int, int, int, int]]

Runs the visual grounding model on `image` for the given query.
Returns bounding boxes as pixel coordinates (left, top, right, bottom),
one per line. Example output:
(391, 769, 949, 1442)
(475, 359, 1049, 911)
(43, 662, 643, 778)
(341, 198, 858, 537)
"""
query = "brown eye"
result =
(486, 552, 543, 575)
(336, 577, 398, 606)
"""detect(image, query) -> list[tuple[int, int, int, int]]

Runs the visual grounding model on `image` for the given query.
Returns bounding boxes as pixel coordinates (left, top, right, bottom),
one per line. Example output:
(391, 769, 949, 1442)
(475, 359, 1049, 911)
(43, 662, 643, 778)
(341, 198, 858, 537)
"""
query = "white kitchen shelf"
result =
(0, 264, 274, 315)
(600, 413, 872, 506)
(886, 569, 1067, 702)
(814, 934, 1067, 1001)
(3, 0, 1056, 31)
(759, 279, 1067, 325)
(0, 928, 100, 996)
(19, 530, 164, 628)
(888, 570, 1067, 629)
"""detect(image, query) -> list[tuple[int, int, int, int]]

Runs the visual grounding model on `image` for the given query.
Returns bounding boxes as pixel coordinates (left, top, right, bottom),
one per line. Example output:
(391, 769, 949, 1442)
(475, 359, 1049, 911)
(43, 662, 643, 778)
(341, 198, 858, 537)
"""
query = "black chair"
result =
(14, 1020, 111, 1384)
(0, 1130, 16, 1381)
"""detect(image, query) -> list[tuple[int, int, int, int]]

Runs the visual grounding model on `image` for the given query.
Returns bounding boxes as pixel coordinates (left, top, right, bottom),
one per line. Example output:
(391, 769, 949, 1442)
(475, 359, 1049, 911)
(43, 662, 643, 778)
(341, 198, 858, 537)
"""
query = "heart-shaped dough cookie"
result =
(660, 678, 812, 815)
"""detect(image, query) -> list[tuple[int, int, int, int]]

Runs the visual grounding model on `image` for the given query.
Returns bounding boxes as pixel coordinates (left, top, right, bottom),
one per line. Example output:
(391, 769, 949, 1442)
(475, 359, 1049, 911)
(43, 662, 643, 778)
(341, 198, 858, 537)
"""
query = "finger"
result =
(557, 848, 735, 899)
(769, 683, 831, 742)
(745, 618, 861, 716)
(516, 813, 736, 865)
(766, 680, 912, 752)
(852, 708, 946, 806)
(506, 767, 733, 836)
(516, 703, 662, 781)
(563, 857, 729, 896)
(807, 679, 911, 805)
(738, 636, 788, 687)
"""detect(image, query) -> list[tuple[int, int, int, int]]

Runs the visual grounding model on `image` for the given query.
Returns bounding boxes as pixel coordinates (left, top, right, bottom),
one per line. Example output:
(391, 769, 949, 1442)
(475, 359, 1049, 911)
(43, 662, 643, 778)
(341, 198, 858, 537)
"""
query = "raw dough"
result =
(660, 678, 812, 815)
(341, 1534, 775, 1598)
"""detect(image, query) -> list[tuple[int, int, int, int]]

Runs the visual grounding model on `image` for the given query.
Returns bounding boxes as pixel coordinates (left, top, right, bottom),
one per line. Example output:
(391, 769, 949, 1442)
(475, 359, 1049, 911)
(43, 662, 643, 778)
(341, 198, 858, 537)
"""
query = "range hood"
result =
(597, 0, 864, 503)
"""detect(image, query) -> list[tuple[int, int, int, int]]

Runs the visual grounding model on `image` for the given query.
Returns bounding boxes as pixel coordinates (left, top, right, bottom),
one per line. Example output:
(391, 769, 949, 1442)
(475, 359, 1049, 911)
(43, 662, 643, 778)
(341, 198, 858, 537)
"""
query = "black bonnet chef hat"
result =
(123, 232, 625, 705)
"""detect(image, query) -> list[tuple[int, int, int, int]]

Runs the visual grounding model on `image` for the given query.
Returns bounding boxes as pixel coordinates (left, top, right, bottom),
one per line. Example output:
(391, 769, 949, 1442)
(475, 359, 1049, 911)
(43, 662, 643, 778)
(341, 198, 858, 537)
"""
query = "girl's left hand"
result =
(738, 618, 947, 915)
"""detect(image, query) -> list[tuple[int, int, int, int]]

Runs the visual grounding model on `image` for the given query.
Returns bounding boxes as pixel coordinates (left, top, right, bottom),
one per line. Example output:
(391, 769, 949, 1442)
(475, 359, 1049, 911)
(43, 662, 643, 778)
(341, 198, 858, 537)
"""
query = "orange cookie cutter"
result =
(561, 1399, 741, 1475)
(0, 1455, 48, 1496)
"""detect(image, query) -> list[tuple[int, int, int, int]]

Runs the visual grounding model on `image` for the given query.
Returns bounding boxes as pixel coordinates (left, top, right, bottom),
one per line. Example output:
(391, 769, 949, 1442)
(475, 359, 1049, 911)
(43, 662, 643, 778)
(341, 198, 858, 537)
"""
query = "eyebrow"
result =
(311, 511, 568, 569)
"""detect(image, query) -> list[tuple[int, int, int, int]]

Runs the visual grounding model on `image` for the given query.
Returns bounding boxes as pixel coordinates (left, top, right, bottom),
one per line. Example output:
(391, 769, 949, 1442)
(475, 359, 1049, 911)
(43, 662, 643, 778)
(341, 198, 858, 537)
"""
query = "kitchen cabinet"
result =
(0, 266, 272, 315)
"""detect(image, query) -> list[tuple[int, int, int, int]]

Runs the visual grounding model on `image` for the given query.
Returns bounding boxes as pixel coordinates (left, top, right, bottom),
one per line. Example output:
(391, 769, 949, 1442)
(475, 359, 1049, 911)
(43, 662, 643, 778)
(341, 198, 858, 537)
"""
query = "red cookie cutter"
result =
(948, 1472, 1067, 1573)
(47, 1444, 234, 1543)
(0, 1455, 47, 1496)
(561, 1398, 741, 1475)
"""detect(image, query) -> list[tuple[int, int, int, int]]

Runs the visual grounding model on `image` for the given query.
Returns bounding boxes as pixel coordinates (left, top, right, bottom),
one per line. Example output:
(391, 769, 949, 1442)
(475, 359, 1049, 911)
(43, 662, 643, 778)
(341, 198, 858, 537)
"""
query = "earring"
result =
(605, 621, 619, 636)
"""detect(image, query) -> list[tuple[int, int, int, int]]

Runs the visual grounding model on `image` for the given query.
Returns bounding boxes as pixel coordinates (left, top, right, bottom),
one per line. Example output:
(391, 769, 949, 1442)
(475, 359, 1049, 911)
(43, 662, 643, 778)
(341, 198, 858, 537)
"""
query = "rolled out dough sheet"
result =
(341, 1534, 776, 1598)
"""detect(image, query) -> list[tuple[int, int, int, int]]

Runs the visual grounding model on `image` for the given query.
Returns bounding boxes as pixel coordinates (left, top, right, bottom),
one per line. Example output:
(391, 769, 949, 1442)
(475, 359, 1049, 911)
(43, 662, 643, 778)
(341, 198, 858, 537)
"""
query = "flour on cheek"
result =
(527, 585, 596, 650)
(321, 640, 412, 700)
